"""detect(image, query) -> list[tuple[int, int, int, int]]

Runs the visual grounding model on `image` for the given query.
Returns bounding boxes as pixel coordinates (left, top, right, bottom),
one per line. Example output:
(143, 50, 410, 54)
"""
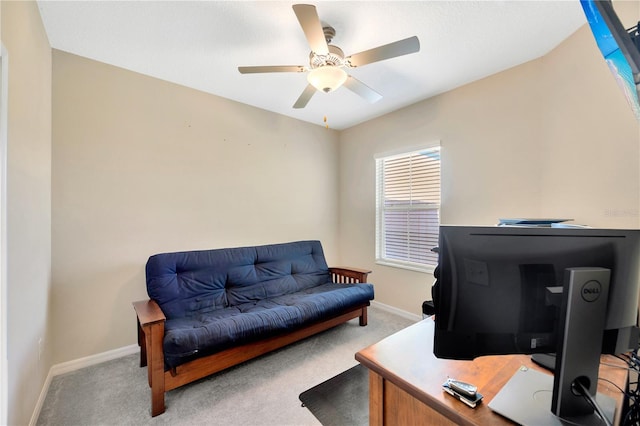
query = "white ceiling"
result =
(37, 1, 588, 130)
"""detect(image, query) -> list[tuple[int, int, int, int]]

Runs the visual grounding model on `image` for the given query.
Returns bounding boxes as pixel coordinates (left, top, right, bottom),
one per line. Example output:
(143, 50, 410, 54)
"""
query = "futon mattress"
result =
(162, 282, 374, 368)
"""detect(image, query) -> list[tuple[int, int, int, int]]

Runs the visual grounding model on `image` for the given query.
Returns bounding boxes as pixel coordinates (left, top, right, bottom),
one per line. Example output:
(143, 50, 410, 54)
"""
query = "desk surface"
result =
(355, 319, 628, 425)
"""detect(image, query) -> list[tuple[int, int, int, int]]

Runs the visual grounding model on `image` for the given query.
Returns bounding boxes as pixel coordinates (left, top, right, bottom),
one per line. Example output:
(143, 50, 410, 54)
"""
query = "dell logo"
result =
(581, 280, 602, 302)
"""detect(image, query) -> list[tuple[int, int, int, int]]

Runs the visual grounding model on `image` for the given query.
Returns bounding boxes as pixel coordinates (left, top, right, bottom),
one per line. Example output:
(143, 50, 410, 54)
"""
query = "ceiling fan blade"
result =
(346, 36, 420, 68)
(238, 65, 305, 74)
(293, 84, 316, 109)
(292, 4, 329, 55)
(343, 76, 383, 103)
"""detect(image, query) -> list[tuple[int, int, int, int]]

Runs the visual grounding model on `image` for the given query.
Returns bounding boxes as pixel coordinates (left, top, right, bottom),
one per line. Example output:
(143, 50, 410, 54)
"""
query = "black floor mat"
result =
(299, 364, 368, 426)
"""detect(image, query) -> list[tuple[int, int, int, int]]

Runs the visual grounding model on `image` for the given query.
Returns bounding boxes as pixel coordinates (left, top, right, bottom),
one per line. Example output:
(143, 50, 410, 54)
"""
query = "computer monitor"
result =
(433, 225, 640, 425)
(581, 0, 640, 122)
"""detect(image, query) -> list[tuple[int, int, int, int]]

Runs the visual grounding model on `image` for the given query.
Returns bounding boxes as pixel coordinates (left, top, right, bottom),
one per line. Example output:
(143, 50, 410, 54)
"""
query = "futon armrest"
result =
(329, 267, 372, 284)
(133, 299, 166, 326)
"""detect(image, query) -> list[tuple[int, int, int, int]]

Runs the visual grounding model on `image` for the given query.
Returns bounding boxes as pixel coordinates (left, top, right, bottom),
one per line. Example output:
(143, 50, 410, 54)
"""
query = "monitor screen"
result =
(433, 226, 640, 360)
(581, 0, 640, 121)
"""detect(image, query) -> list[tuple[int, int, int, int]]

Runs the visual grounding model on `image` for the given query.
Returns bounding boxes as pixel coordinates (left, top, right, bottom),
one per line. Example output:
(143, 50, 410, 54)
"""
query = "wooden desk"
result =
(355, 319, 628, 426)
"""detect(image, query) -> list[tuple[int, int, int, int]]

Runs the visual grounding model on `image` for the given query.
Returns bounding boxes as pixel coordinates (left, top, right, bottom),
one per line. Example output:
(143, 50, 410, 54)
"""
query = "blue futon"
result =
(134, 240, 374, 416)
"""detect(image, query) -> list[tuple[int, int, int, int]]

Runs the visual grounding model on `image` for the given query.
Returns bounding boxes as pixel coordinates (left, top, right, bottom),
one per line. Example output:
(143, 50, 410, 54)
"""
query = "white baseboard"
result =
(49, 344, 139, 377)
(371, 300, 422, 322)
(29, 344, 139, 426)
(29, 369, 53, 426)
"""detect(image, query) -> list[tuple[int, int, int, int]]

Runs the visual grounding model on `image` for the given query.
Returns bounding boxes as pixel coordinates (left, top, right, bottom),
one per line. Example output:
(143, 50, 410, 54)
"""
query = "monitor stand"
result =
(488, 366, 615, 426)
(531, 353, 556, 371)
(489, 267, 615, 425)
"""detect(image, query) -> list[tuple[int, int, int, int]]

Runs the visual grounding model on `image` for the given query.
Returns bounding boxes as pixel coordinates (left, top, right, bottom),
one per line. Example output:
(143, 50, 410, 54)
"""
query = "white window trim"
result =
(375, 143, 441, 274)
(373, 141, 441, 160)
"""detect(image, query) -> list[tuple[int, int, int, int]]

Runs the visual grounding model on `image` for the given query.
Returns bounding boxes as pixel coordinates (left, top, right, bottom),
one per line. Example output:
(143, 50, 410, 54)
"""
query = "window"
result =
(375, 146, 441, 272)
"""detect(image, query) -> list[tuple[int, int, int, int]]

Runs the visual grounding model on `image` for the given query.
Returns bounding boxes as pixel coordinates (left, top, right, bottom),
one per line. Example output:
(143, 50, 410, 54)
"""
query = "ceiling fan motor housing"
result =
(309, 44, 345, 69)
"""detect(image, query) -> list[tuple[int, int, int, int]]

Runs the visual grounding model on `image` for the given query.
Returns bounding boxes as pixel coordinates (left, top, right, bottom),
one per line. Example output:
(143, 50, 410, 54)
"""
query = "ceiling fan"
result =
(238, 4, 420, 109)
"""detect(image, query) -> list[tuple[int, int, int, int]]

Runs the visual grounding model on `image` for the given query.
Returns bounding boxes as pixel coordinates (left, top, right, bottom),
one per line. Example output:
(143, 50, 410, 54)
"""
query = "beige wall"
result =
(338, 4, 640, 316)
(338, 59, 546, 314)
(539, 0, 640, 227)
(51, 51, 340, 364)
(1, 2, 52, 425)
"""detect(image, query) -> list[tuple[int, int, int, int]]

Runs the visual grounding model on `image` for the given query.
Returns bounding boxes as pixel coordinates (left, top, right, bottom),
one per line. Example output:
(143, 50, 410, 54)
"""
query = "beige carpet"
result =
(37, 306, 416, 426)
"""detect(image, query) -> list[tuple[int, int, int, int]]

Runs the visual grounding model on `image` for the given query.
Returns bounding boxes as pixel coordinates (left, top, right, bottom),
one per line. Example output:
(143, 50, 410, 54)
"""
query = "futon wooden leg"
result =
(151, 384, 165, 417)
(147, 322, 166, 416)
(359, 307, 368, 326)
(137, 319, 147, 367)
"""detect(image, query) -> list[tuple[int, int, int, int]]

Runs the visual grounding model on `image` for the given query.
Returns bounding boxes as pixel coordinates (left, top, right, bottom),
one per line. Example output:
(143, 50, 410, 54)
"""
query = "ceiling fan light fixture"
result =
(307, 66, 347, 93)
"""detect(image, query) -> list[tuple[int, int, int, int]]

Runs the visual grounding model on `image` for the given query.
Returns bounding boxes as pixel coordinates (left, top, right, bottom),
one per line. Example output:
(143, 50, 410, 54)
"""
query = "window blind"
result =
(376, 147, 441, 270)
